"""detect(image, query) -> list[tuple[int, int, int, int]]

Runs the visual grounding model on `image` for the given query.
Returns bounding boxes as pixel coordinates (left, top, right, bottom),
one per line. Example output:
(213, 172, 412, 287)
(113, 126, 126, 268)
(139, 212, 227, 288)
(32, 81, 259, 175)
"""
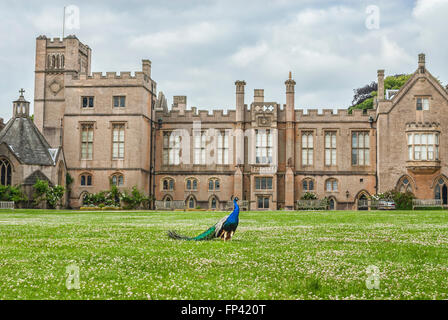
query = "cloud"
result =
(0, 0, 447, 121)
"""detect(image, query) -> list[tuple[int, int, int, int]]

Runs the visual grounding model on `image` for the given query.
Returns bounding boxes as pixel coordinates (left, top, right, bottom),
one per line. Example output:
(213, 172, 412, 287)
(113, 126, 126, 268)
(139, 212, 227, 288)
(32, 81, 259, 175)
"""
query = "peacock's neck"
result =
(229, 202, 240, 220)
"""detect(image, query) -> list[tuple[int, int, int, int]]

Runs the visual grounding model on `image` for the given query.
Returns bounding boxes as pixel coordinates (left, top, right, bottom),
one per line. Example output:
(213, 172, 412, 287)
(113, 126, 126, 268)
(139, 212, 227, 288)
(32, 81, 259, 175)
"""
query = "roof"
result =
(23, 170, 53, 186)
(0, 116, 59, 166)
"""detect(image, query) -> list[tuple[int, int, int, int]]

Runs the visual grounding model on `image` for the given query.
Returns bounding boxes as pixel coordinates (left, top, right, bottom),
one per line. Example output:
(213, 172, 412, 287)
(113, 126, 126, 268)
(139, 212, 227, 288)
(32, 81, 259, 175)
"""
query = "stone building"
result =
(3, 34, 446, 210)
(0, 90, 66, 201)
(33, 35, 157, 207)
(154, 54, 448, 210)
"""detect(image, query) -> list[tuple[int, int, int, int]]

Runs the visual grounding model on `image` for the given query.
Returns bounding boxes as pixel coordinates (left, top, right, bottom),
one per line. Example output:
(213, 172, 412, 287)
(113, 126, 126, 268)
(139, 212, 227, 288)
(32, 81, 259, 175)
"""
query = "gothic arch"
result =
(186, 194, 197, 209)
(327, 196, 337, 210)
(0, 157, 13, 186)
(430, 174, 448, 189)
(396, 175, 415, 193)
(208, 195, 220, 210)
(355, 190, 370, 211)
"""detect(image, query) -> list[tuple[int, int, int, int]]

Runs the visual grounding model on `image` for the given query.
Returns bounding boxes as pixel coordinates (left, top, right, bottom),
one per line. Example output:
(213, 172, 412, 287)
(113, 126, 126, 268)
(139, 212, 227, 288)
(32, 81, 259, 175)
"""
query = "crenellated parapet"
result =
(65, 70, 154, 88)
(155, 108, 236, 123)
(295, 108, 376, 122)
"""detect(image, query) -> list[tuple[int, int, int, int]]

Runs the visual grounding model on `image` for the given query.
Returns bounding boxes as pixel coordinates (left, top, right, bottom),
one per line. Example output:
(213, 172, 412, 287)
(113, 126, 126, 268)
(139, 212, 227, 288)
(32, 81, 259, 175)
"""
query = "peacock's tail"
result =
(167, 225, 217, 241)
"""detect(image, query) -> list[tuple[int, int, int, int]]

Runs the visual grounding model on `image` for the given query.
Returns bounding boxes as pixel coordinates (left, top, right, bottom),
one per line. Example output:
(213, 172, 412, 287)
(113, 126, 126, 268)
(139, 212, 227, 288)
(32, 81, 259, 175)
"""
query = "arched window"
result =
(61, 54, 65, 68)
(163, 178, 174, 191)
(81, 192, 90, 205)
(187, 196, 196, 209)
(325, 178, 338, 192)
(209, 196, 218, 210)
(302, 178, 315, 192)
(186, 178, 198, 191)
(208, 178, 220, 191)
(397, 176, 413, 193)
(80, 173, 93, 186)
(52, 55, 56, 69)
(434, 177, 447, 205)
(0, 159, 12, 186)
(164, 195, 173, 209)
(111, 173, 124, 186)
(328, 198, 336, 210)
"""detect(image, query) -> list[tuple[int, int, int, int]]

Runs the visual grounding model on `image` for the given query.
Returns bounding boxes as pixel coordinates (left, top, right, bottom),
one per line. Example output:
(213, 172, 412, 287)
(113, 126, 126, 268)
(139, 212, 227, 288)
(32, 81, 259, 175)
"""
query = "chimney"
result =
(285, 71, 296, 122)
(418, 53, 425, 73)
(235, 81, 246, 122)
(142, 59, 151, 77)
(172, 96, 187, 115)
(377, 69, 385, 101)
(254, 89, 264, 103)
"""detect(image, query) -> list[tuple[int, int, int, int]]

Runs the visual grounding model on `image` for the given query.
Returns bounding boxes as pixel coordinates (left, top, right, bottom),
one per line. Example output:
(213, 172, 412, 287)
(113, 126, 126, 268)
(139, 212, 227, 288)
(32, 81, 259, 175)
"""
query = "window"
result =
(112, 124, 125, 159)
(256, 129, 273, 164)
(210, 197, 218, 210)
(163, 132, 181, 165)
(301, 132, 313, 166)
(187, 196, 196, 209)
(255, 177, 273, 190)
(302, 178, 315, 192)
(416, 97, 430, 111)
(326, 179, 338, 192)
(113, 96, 126, 108)
(111, 173, 124, 186)
(352, 132, 370, 166)
(217, 131, 229, 164)
(80, 173, 92, 186)
(82, 96, 94, 108)
(194, 131, 206, 165)
(208, 178, 220, 191)
(0, 159, 12, 186)
(186, 178, 198, 191)
(325, 132, 337, 166)
(163, 178, 174, 191)
(164, 196, 173, 208)
(257, 196, 270, 209)
(407, 132, 439, 161)
(398, 177, 412, 193)
(80, 124, 94, 160)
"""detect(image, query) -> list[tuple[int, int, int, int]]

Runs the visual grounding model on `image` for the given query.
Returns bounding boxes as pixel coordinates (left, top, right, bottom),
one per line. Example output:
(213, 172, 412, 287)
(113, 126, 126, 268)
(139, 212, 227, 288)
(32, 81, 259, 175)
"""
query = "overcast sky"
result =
(0, 0, 447, 121)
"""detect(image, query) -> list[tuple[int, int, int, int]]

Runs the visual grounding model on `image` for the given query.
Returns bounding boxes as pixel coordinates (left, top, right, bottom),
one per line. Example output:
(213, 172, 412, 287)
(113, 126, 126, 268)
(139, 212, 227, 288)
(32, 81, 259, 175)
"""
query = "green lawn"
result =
(0, 209, 447, 300)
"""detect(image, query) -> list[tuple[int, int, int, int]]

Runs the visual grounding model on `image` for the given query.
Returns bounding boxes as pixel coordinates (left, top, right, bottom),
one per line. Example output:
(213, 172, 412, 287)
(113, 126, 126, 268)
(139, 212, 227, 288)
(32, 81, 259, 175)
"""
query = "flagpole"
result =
(62, 6, 65, 38)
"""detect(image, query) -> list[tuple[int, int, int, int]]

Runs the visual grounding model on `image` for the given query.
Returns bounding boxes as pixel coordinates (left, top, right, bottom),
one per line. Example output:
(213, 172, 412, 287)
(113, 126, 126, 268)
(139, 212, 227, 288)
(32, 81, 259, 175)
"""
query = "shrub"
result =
(33, 179, 50, 206)
(301, 192, 317, 200)
(46, 185, 65, 209)
(0, 185, 27, 202)
(378, 190, 415, 210)
(121, 186, 148, 209)
(33, 179, 66, 208)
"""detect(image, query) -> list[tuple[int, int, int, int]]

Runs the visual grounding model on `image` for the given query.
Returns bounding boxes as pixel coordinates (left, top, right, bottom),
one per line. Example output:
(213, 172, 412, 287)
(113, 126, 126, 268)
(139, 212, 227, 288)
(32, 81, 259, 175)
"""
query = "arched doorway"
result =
(356, 191, 370, 210)
(328, 198, 336, 210)
(186, 195, 196, 209)
(434, 177, 448, 205)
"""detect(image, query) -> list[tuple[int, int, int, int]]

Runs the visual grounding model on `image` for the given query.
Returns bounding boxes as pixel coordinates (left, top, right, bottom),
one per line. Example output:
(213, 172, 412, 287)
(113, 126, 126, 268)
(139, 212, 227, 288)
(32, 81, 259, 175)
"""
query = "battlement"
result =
(295, 108, 376, 121)
(156, 108, 236, 122)
(37, 35, 90, 54)
(68, 71, 152, 84)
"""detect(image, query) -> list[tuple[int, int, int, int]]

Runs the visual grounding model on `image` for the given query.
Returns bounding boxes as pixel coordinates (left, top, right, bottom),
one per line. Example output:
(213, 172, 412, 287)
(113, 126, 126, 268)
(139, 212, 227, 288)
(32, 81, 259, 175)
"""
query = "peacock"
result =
(168, 197, 240, 241)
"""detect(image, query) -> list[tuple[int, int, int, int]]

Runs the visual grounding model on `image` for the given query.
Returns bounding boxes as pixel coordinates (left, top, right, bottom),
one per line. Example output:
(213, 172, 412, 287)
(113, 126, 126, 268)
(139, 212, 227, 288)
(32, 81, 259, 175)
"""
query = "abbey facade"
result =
(2, 35, 446, 210)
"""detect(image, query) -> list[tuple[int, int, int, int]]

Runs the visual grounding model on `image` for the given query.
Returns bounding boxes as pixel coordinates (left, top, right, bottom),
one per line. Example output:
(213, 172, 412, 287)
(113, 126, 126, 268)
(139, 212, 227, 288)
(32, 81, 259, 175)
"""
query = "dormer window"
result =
(416, 97, 429, 111)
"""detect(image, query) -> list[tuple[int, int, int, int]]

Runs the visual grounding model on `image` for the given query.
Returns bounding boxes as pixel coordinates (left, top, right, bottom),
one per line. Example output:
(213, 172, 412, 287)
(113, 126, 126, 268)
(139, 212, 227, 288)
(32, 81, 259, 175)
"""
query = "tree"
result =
(348, 74, 412, 113)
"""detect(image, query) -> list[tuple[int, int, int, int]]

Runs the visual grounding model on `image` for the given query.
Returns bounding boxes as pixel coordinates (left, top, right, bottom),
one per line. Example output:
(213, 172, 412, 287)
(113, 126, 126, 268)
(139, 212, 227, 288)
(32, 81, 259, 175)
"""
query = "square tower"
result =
(34, 35, 91, 147)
